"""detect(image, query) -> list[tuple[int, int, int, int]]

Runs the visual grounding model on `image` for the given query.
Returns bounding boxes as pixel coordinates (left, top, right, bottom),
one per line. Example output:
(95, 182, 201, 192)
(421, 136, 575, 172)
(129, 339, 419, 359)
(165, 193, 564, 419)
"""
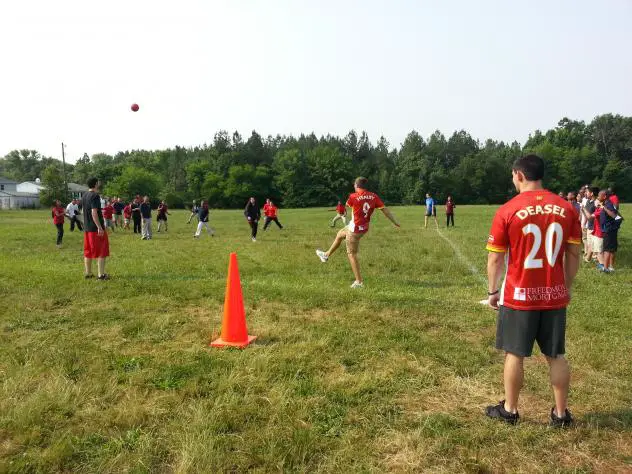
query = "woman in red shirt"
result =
(52, 200, 65, 248)
(445, 195, 455, 227)
(123, 202, 132, 230)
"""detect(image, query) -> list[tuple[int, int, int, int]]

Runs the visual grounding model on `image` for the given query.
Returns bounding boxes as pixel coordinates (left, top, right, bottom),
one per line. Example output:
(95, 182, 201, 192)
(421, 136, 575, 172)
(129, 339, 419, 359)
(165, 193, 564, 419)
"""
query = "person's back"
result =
(82, 190, 103, 231)
(347, 189, 384, 234)
(488, 191, 580, 310)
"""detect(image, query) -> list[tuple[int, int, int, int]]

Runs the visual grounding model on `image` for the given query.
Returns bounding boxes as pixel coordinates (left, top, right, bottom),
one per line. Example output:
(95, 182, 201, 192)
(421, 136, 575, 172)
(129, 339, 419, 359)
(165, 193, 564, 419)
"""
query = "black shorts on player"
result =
(496, 306, 566, 357)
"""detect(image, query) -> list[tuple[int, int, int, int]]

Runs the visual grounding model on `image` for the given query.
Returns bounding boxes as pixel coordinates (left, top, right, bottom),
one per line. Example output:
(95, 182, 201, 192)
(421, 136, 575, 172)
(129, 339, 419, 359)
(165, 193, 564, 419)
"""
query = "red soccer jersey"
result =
(102, 205, 114, 220)
(123, 205, 132, 218)
(346, 190, 384, 234)
(593, 207, 603, 238)
(336, 204, 345, 215)
(52, 206, 65, 225)
(264, 204, 277, 218)
(486, 190, 581, 310)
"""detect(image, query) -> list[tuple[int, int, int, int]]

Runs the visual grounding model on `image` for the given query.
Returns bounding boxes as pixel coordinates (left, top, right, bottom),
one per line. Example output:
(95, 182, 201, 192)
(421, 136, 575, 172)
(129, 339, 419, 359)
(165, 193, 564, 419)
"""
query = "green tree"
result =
(39, 165, 67, 206)
(104, 166, 163, 201)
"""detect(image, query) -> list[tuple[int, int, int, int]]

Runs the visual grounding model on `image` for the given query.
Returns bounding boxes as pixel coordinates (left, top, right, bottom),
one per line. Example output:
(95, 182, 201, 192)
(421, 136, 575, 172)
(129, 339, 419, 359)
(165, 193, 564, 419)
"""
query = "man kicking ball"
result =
(316, 177, 400, 288)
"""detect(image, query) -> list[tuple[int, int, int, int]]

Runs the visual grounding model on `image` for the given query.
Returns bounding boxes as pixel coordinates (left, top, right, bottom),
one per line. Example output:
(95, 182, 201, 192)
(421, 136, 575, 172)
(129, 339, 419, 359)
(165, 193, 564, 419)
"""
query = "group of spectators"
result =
(51, 195, 171, 246)
(563, 186, 623, 273)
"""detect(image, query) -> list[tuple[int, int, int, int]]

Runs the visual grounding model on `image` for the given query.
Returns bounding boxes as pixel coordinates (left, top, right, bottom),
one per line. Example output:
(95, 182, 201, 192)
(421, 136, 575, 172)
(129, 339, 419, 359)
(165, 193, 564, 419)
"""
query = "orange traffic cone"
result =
(211, 253, 257, 348)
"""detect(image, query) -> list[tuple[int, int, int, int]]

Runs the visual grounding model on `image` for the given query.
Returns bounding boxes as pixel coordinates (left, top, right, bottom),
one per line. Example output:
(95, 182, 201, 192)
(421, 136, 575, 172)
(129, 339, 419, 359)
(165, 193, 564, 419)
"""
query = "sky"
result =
(1, 0, 631, 163)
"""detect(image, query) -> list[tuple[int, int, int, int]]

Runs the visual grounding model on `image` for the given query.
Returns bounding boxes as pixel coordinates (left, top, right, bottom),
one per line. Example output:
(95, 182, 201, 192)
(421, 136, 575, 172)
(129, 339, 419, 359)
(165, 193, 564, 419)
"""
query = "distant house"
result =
(68, 183, 89, 199)
(16, 180, 88, 201)
(0, 177, 40, 209)
(17, 180, 46, 194)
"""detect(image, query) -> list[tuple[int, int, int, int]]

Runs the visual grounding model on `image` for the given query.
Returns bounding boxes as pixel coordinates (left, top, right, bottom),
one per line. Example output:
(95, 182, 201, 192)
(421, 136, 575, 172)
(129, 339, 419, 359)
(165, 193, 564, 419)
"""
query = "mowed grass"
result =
(0, 205, 630, 473)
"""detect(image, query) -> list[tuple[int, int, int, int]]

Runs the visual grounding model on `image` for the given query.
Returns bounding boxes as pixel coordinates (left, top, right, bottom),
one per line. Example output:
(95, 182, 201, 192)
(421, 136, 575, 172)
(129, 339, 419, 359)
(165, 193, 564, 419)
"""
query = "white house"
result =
(0, 177, 40, 209)
(17, 179, 46, 194)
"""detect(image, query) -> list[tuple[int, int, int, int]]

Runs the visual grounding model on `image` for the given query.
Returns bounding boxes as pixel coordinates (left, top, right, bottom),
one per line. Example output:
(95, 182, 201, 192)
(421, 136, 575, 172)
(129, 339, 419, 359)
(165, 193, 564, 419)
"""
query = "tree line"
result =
(1, 114, 630, 208)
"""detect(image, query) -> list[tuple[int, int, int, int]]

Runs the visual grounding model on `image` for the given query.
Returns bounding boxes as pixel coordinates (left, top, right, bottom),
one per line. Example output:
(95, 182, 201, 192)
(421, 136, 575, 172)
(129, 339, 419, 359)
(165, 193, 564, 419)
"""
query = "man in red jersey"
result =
(485, 154, 581, 427)
(316, 177, 400, 288)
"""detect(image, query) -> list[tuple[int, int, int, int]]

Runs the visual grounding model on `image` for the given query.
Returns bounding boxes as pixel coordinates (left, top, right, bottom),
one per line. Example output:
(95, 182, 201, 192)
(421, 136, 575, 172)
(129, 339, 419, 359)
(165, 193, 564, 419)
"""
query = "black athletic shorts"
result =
(603, 231, 618, 253)
(496, 306, 566, 358)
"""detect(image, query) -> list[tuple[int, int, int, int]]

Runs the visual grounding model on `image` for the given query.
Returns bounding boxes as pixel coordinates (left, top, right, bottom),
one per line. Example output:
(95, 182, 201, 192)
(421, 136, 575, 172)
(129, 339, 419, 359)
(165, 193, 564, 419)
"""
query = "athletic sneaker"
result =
(316, 249, 328, 263)
(485, 400, 519, 425)
(97, 274, 110, 281)
(608, 267, 615, 273)
(597, 264, 605, 272)
(550, 407, 573, 428)
(350, 281, 364, 289)
(252, 237, 256, 242)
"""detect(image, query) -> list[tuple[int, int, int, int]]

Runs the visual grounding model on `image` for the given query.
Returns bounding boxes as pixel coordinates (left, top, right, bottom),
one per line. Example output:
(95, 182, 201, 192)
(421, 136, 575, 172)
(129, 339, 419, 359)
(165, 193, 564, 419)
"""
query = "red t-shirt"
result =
(346, 190, 385, 234)
(52, 206, 65, 225)
(263, 203, 277, 218)
(609, 194, 619, 209)
(102, 205, 114, 220)
(123, 205, 132, 218)
(486, 190, 582, 310)
(336, 204, 346, 215)
(446, 201, 455, 214)
(593, 207, 603, 238)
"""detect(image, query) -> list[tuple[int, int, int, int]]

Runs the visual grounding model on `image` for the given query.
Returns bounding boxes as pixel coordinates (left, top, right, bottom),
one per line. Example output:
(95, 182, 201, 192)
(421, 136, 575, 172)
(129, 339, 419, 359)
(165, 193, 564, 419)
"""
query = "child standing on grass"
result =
(157, 200, 169, 232)
(140, 196, 152, 240)
(330, 201, 347, 227)
(102, 200, 115, 232)
(52, 200, 65, 248)
(244, 197, 261, 242)
(123, 202, 132, 230)
(194, 201, 214, 238)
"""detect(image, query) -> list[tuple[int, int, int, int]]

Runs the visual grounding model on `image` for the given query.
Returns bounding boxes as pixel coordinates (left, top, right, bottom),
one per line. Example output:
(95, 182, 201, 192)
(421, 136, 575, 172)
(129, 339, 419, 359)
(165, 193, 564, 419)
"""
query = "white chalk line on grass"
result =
(435, 228, 490, 306)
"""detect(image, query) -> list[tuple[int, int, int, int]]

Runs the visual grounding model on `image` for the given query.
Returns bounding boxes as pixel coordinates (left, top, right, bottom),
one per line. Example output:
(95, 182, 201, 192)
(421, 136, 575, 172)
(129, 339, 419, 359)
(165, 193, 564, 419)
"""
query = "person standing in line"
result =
(82, 178, 110, 280)
(52, 200, 65, 248)
(330, 200, 347, 228)
(194, 201, 214, 238)
(123, 201, 132, 230)
(424, 193, 438, 229)
(581, 187, 598, 263)
(445, 195, 455, 227)
(113, 197, 125, 228)
(131, 197, 142, 234)
(263, 198, 284, 231)
(244, 197, 261, 242)
(156, 200, 170, 232)
(66, 198, 83, 232)
(485, 154, 580, 427)
(187, 200, 199, 224)
(600, 189, 621, 273)
(584, 191, 605, 270)
(579, 187, 589, 256)
(102, 200, 115, 232)
(140, 196, 153, 240)
(316, 177, 400, 288)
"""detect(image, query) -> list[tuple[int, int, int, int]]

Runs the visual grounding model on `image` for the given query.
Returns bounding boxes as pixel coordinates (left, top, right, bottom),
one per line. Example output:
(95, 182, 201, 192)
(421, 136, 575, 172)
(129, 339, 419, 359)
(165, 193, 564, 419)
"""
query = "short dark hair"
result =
(512, 154, 545, 181)
(589, 186, 600, 196)
(355, 177, 368, 188)
(87, 177, 98, 188)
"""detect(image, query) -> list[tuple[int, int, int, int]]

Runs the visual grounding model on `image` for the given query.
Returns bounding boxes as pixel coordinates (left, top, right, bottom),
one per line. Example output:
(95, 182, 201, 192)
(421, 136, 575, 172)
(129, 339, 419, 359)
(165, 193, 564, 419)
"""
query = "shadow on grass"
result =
(583, 409, 632, 430)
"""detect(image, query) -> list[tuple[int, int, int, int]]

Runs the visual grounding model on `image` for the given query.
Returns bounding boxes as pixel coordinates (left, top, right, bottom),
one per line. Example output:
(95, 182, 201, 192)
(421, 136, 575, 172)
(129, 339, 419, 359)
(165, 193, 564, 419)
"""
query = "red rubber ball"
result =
(131, 103, 139, 112)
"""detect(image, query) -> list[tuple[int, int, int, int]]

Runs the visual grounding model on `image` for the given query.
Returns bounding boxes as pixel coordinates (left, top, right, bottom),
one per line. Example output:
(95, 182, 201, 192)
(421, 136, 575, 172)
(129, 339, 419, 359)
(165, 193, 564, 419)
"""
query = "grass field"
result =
(0, 205, 631, 473)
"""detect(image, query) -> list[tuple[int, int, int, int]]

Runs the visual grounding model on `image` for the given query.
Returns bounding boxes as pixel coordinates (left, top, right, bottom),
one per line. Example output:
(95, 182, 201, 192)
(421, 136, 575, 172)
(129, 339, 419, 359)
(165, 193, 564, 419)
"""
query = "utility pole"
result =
(61, 142, 69, 202)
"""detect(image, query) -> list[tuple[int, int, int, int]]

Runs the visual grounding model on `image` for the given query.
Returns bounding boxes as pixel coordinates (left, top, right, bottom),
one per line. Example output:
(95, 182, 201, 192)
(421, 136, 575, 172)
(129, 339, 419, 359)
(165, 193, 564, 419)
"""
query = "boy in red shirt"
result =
(329, 201, 347, 227)
(316, 177, 400, 288)
(157, 200, 170, 232)
(485, 155, 581, 427)
(52, 200, 65, 248)
(102, 200, 115, 232)
(263, 199, 283, 231)
(123, 202, 132, 230)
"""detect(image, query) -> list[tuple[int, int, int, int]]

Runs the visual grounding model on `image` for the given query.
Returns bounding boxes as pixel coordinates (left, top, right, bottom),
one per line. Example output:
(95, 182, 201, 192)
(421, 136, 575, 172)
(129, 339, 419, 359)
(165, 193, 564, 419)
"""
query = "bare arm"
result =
(564, 244, 580, 291)
(91, 209, 104, 233)
(487, 251, 506, 309)
(380, 207, 400, 227)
